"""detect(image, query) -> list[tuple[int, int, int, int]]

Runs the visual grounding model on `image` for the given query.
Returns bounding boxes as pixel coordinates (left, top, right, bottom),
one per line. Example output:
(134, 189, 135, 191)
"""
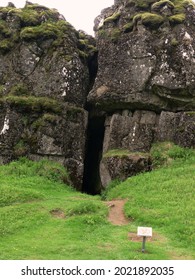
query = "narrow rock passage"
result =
(105, 199, 129, 226)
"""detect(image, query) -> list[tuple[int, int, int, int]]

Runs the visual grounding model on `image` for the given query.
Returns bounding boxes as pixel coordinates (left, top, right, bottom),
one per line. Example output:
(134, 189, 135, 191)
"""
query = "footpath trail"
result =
(105, 199, 129, 226)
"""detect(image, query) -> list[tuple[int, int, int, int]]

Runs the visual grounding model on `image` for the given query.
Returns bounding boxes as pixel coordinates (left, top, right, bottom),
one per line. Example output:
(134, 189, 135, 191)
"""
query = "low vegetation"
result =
(0, 142, 194, 260)
(0, 95, 63, 114)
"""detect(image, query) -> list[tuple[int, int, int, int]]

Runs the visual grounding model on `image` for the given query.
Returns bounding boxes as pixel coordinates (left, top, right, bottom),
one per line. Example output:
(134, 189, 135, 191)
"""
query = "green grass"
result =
(0, 153, 194, 260)
(105, 154, 195, 259)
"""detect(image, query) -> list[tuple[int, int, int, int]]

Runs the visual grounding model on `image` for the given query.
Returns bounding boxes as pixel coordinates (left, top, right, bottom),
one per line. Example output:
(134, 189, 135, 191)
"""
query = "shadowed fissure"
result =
(82, 114, 105, 195)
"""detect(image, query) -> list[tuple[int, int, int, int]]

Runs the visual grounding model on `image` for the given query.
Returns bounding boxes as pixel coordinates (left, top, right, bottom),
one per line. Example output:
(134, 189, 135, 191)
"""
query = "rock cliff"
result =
(0, 1, 195, 193)
(88, 0, 195, 188)
(0, 2, 97, 190)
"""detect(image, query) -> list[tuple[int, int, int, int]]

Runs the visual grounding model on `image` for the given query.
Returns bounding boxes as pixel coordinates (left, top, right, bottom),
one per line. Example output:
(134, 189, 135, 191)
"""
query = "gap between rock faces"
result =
(105, 199, 130, 226)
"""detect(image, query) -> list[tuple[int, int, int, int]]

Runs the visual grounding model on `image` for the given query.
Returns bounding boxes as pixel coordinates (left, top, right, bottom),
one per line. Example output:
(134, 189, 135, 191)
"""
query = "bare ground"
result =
(105, 199, 130, 226)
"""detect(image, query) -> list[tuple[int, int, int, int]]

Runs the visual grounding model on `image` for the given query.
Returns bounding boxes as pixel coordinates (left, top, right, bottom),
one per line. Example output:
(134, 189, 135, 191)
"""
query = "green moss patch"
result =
(133, 12, 164, 28)
(0, 20, 11, 37)
(152, 0, 175, 11)
(8, 84, 29, 96)
(1, 95, 63, 114)
(123, 21, 134, 33)
(20, 22, 60, 40)
(130, 0, 157, 10)
(168, 13, 185, 24)
(104, 12, 121, 24)
(0, 38, 14, 53)
(103, 149, 149, 158)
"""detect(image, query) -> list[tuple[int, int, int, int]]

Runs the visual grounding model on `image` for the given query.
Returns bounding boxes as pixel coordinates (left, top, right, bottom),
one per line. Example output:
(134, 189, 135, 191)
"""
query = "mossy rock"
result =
(104, 12, 121, 24)
(133, 12, 164, 29)
(0, 39, 14, 53)
(8, 84, 29, 96)
(19, 8, 40, 27)
(103, 149, 149, 158)
(123, 21, 134, 33)
(32, 113, 59, 130)
(1, 96, 63, 114)
(168, 13, 185, 24)
(20, 22, 59, 41)
(173, 0, 195, 13)
(13, 140, 28, 157)
(129, 0, 157, 10)
(0, 20, 11, 37)
(151, 0, 175, 11)
(171, 38, 179, 46)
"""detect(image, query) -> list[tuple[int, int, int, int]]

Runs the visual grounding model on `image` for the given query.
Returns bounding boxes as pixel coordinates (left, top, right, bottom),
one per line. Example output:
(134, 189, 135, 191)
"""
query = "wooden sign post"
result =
(137, 227, 152, 253)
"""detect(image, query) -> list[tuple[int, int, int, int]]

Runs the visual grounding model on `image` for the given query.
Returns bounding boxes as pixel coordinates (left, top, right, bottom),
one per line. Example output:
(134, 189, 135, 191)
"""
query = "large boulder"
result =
(88, 0, 195, 112)
(0, 3, 97, 190)
(88, 0, 195, 187)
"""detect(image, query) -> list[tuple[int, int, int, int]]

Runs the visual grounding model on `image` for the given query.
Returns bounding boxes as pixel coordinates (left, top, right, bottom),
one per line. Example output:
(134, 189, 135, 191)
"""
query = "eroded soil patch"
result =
(105, 199, 129, 226)
(50, 208, 65, 219)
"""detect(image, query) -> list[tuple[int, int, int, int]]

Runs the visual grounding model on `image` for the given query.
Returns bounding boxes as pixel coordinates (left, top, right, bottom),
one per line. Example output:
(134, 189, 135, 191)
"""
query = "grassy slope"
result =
(0, 149, 194, 260)
(106, 145, 195, 259)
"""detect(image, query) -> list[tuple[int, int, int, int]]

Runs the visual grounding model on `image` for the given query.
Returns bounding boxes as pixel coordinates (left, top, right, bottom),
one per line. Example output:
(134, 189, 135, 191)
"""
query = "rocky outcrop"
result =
(88, 0, 195, 187)
(0, 1, 194, 192)
(0, 3, 97, 190)
(89, 0, 195, 112)
(99, 109, 194, 186)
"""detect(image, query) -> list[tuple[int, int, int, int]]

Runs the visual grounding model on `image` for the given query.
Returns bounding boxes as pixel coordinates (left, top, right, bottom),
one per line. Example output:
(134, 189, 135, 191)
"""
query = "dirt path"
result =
(105, 199, 129, 226)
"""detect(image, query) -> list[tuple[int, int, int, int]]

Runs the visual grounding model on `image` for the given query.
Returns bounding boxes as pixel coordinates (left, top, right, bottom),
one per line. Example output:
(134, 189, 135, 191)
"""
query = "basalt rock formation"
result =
(88, 0, 195, 188)
(0, 2, 97, 190)
(0, 1, 195, 193)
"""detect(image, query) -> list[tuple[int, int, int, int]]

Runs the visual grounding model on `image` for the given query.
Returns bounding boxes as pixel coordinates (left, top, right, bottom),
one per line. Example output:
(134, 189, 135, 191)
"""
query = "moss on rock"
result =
(133, 12, 164, 28)
(104, 12, 121, 24)
(151, 0, 175, 11)
(1, 95, 63, 114)
(168, 13, 185, 24)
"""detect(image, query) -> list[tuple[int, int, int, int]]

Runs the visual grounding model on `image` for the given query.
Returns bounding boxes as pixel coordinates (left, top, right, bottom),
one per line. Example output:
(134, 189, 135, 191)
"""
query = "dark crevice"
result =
(82, 114, 105, 195)
(87, 51, 98, 91)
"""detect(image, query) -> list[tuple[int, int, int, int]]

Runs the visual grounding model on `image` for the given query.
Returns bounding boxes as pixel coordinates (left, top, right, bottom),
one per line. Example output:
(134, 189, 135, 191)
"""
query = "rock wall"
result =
(0, 1, 195, 191)
(88, 0, 195, 187)
(100, 110, 194, 186)
(0, 3, 97, 190)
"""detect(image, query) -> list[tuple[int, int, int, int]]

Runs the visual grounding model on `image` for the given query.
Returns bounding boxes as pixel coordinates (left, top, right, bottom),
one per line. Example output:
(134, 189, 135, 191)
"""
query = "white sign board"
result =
(137, 227, 152, 237)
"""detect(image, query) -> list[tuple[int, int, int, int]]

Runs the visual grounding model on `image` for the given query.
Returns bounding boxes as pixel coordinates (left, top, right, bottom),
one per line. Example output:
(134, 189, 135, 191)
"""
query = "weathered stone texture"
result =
(89, 0, 195, 112)
(0, 3, 97, 189)
(100, 154, 152, 188)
